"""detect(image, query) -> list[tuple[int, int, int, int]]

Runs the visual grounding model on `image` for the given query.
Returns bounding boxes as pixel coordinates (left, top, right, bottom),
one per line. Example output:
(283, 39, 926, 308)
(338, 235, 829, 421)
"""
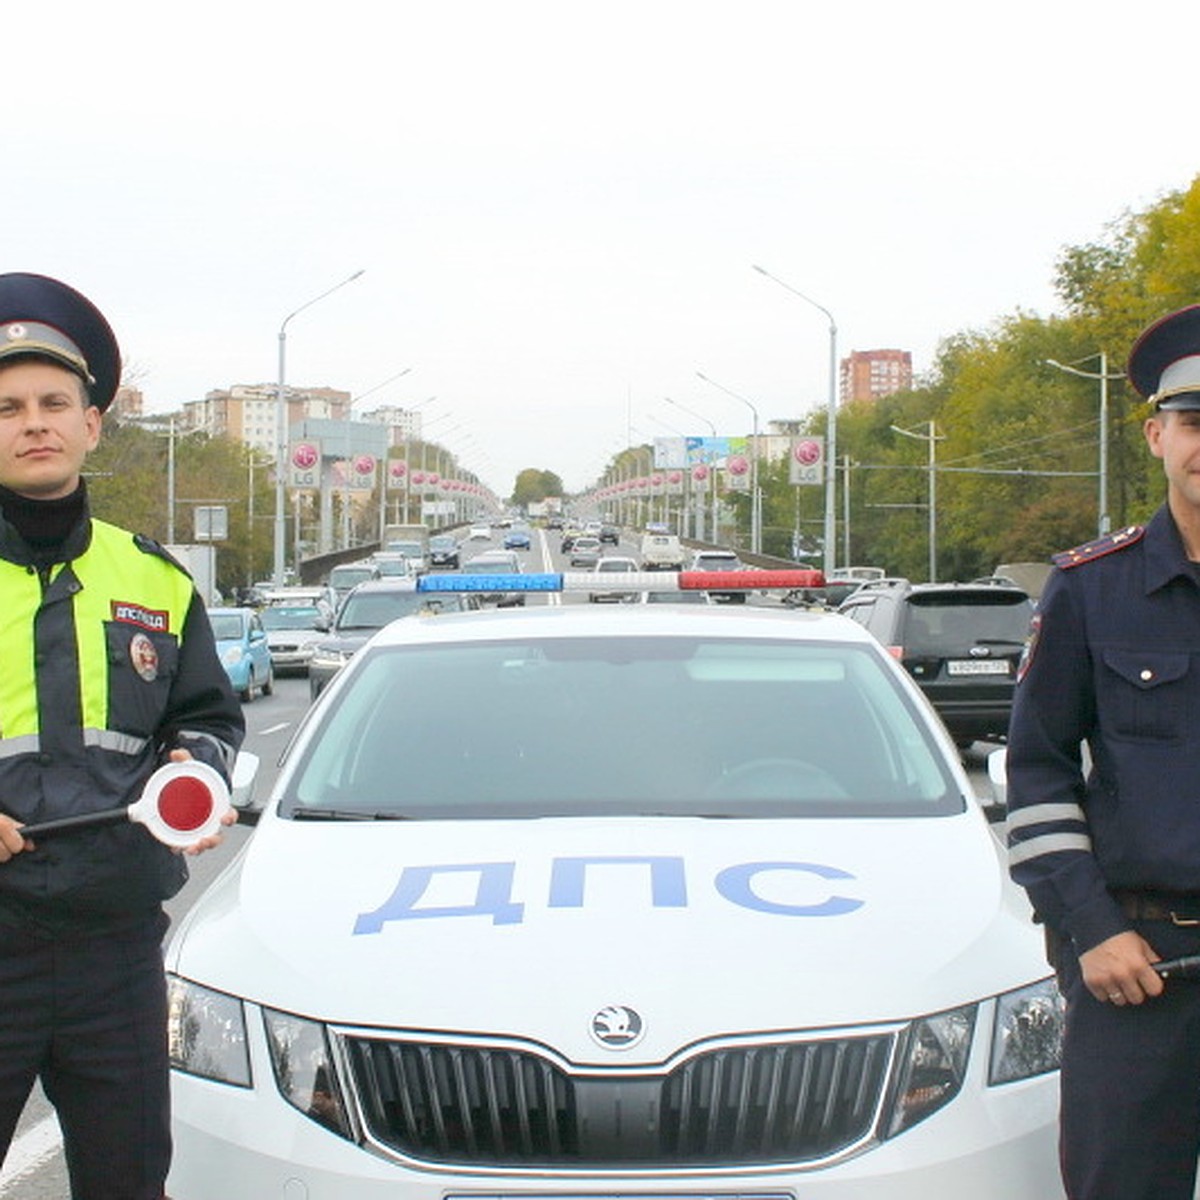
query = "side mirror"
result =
(981, 747, 1008, 824)
(230, 750, 261, 823)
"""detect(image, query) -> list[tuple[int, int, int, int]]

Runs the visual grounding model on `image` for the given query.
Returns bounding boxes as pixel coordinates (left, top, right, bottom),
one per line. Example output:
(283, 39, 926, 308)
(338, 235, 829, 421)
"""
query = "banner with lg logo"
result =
(789, 438, 824, 485)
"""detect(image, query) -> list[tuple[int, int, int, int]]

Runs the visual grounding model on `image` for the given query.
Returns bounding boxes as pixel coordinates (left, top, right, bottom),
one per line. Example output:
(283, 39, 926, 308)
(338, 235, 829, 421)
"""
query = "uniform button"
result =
(1141, 669, 1154, 681)
(38, 752, 52, 766)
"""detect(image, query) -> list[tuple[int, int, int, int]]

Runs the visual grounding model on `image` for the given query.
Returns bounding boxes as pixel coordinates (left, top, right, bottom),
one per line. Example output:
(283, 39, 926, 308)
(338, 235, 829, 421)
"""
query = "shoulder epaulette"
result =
(1052, 524, 1145, 569)
(133, 533, 189, 575)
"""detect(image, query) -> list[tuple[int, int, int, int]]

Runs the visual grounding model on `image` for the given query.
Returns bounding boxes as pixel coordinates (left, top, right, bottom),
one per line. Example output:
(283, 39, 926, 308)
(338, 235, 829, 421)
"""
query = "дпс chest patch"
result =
(110, 601, 170, 633)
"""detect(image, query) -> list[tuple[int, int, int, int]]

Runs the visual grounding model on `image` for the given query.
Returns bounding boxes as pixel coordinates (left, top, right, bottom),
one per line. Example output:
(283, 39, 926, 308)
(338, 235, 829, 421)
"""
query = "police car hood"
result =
(169, 811, 1041, 1066)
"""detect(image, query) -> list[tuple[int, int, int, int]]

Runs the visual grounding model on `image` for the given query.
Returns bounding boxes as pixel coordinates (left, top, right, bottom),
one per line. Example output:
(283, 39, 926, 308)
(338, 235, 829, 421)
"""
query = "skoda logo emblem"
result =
(590, 1005, 645, 1050)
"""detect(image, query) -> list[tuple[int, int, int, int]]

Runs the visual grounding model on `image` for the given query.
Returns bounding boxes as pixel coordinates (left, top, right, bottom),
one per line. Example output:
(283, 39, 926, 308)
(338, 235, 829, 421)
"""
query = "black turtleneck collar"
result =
(0, 479, 88, 555)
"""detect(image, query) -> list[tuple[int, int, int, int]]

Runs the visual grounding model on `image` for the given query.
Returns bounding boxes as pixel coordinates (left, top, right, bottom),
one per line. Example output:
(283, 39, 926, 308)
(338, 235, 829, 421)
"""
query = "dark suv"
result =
(838, 579, 1034, 747)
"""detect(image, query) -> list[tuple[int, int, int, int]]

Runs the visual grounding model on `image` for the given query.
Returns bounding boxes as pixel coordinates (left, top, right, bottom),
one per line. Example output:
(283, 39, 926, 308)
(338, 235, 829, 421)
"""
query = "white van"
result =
(639, 531, 685, 570)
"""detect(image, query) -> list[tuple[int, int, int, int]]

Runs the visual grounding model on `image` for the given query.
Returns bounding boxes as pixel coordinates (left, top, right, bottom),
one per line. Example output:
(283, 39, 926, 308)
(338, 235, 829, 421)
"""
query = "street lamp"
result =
(695, 371, 761, 554)
(1045, 353, 1124, 536)
(664, 395, 720, 542)
(752, 265, 838, 575)
(274, 268, 365, 584)
(891, 421, 944, 582)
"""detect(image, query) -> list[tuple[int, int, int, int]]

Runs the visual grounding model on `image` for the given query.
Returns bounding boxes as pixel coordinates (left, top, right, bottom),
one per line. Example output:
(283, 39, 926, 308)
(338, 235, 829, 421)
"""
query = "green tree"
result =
(511, 468, 563, 508)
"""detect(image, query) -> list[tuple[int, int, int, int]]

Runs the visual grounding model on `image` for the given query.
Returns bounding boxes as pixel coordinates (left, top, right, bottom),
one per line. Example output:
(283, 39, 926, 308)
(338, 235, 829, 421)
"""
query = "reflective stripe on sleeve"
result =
(1008, 832, 1093, 866)
(82, 728, 149, 756)
(177, 729, 237, 773)
(1006, 801, 1087, 832)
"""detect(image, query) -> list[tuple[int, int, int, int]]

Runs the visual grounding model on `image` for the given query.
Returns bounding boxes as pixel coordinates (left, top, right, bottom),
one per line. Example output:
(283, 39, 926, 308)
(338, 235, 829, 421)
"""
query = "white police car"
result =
(165, 583, 1064, 1199)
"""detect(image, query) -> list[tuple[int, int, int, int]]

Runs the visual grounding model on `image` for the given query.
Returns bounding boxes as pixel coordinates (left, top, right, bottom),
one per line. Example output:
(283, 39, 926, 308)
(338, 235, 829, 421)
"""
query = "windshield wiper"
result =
(290, 807, 414, 821)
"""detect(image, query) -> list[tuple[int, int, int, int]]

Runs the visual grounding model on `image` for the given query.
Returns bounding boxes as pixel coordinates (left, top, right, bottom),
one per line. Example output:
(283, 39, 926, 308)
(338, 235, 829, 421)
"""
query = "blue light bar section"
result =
(417, 572, 565, 593)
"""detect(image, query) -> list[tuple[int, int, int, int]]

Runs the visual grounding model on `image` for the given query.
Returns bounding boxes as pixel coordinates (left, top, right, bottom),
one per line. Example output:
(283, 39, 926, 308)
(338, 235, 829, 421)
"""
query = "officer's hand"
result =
(0, 813, 31, 862)
(1080, 930, 1165, 1006)
(164, 748, 239, 857)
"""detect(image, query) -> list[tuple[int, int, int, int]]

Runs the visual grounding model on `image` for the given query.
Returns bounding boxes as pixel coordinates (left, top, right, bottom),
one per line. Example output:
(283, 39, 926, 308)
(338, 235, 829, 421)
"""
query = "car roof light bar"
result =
(415, 569, 825, 594)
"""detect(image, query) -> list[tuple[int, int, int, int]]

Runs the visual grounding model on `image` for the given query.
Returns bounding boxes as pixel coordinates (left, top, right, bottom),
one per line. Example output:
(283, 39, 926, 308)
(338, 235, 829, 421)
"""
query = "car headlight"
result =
(311, 647, 349, 670)
(262, 1008, 352, 1139)
(884, 1004, 976, 1137)
(221, 646, 245, 667)
(167, 975, 251, 1087)
(989, 976, 1065, 1085)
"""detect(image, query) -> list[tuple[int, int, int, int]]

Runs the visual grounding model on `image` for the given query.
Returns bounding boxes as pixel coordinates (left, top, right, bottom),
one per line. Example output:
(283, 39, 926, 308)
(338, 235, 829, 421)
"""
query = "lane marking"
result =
(258, 722, 291, 736)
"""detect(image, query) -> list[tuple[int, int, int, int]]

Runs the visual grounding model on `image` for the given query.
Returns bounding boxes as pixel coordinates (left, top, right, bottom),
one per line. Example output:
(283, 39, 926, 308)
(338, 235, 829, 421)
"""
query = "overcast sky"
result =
(9, 0, 1197, 493)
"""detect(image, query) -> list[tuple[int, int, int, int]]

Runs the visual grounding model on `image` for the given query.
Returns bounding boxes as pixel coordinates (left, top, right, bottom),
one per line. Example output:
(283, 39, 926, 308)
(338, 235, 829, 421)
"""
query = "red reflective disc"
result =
(156, 775, 214, 832)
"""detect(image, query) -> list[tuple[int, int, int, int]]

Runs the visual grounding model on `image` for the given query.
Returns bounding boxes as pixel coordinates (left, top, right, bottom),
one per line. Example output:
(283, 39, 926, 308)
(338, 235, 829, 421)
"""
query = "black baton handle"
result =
(17, 807, 131, 838)
(1153, 955, 1200, 980)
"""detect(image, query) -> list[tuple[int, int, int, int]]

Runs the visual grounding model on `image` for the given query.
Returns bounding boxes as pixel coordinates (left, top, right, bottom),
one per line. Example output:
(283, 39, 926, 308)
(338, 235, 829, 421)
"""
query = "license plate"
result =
(451, 1195, 792, 1200)
(947, 659, 1010, 676)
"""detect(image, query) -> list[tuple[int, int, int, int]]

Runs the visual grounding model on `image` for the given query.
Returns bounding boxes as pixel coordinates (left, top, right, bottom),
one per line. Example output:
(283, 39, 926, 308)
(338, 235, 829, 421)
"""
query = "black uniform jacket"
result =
(0, 501, 244, 935)
(1007, 505, 1200, 955)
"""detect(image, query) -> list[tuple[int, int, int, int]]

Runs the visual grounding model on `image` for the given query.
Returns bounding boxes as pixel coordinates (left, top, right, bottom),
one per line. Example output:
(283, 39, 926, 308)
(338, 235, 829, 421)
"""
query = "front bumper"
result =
(167, 1004, 1062, 1200)
(268, 647, 315, 674)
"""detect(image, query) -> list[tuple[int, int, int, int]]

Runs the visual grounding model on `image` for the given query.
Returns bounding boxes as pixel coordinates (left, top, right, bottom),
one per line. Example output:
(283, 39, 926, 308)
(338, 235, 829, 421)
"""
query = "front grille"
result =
(341, 1032, 894, 1168)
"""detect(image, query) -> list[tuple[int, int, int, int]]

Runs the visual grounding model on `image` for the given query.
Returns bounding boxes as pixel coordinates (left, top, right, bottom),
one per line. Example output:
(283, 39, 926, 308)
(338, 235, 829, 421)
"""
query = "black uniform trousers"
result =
(0, 912, 171, 1200)
(1058, 919, 1200, 1200)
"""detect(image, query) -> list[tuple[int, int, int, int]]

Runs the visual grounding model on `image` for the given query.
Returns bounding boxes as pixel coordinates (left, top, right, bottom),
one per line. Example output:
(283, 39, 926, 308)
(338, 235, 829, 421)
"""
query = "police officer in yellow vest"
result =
(0, 273, 245, 1199)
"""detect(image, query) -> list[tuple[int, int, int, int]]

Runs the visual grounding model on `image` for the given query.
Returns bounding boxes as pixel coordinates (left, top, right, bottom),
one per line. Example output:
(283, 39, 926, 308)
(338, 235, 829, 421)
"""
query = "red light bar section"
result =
(678, 569, 825, 591)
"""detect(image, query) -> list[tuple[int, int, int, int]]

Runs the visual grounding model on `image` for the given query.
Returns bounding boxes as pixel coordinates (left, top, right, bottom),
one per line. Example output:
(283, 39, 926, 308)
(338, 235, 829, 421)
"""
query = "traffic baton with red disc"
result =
(17, 760, 232, 849)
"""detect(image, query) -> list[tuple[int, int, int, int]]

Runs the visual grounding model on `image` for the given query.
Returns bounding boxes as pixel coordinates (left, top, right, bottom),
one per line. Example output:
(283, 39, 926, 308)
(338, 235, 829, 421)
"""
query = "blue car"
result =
(207, 606, 274, 702)
(503, 528, 532, 550)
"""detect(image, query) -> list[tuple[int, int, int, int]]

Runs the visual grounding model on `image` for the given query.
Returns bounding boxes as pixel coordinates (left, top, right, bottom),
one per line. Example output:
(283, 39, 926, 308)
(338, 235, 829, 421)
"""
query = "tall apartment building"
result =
(839, 349, 912, 404)
(111, 385, 144, 421)
(360, 403, 427, 448)
(182, 384, 352, 457)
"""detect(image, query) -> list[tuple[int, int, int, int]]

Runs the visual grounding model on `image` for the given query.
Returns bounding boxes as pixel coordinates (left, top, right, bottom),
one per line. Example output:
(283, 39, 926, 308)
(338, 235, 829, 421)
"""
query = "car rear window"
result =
(283, 636, 961, 821)
(260, 606, 324, 630)
(902, 593, 1033, 655)
(208, 613, 246, 640)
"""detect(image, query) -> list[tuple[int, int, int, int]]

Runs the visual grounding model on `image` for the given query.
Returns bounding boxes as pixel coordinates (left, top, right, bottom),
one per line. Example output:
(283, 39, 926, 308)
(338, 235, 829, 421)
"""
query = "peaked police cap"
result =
(0, 273, 121, 411)
(1127, 303, 1200, 410)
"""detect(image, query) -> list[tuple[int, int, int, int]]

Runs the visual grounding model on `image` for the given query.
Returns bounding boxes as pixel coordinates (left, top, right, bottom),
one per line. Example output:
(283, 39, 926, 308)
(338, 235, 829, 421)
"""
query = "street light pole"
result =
(891, 421, 943, 582)
(752, 265, 838, 575)
(273, 269, 365, 584)
(695, 372, 761, 553)
(1045, 353, 1124, 536)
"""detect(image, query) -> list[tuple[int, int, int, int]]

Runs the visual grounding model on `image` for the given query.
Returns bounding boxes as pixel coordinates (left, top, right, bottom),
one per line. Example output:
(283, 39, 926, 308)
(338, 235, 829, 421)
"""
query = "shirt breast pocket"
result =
(105, 623, 180, 738)
(1101, 648, 1191, 741)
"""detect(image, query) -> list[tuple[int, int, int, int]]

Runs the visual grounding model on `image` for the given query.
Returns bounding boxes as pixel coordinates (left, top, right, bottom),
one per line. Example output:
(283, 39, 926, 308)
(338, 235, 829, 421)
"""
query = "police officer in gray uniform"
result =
(0, 273, 244, 1199)
(1008, 303, 1200, 1199)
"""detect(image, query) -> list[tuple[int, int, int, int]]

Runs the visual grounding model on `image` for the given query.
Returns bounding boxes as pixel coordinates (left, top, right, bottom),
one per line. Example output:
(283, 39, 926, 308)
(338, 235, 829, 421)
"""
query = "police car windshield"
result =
(282, 636, 962, 821)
